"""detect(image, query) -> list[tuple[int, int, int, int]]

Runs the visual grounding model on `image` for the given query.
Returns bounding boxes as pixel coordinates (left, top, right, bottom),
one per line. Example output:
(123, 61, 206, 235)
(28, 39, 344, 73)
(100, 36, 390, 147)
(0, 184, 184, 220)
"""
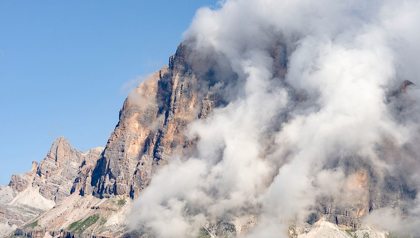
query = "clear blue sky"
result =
(0, 0, 218, 185)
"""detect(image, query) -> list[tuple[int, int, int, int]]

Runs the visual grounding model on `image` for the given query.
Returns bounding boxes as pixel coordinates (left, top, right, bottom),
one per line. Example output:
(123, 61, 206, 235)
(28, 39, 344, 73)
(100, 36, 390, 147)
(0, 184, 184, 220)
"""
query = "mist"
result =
(128, 0, 420, 237)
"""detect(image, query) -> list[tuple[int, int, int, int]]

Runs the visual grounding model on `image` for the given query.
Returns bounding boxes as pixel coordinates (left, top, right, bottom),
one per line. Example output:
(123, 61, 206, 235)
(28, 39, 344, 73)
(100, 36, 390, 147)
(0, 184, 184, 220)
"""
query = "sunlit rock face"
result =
(0, 137, 103, 237)
(91, 44, 228, 199)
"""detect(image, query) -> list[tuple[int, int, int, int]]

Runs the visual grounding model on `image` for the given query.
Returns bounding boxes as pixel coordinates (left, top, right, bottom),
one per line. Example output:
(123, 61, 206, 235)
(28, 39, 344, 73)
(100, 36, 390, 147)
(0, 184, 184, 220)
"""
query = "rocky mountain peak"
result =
(26, 161, 38, 177)
(0, 137, 104, 237)
(4, 0, 420, 235)
(90, 44, 223, 199)
(45, 136, 80, 166)
(30, 161, 38, 171)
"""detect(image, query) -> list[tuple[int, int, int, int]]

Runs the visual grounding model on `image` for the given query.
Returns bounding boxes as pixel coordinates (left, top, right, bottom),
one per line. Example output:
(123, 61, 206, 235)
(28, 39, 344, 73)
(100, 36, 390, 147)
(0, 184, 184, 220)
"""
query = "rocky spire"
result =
(91, 44, 223, 199)
(45, 136, 81, 166)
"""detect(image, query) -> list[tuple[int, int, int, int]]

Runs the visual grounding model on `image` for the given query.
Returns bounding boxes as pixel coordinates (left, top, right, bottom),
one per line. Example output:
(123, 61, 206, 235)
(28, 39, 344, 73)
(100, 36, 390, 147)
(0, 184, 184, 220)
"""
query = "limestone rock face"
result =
(91, 44, 224, 199)
(33, 137, 85, 202)
(71, 147, 104, 196)
(0, 137, 103, 237)
(8, 161, 37, 193)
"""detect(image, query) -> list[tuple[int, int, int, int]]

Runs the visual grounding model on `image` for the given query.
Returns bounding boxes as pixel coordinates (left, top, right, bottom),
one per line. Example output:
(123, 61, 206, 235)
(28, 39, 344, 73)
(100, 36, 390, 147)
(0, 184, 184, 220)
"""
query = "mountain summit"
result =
(0, 137, 103, 237)
(4, 0, 420, 237)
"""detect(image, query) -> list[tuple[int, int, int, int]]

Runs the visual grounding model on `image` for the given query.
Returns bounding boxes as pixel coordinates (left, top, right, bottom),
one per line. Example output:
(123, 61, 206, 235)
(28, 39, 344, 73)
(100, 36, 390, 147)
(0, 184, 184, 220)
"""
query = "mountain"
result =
(4, 0, 420, 237)
(0, 137, 103, 237)
(90, 44, 223, 200)
(3, 43, 413, 238)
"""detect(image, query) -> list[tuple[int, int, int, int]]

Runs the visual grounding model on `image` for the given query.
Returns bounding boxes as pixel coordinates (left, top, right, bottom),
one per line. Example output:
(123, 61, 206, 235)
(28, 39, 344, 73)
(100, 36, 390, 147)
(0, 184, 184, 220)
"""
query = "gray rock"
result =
(91, 44, 224, 199)
(0, 137, 103, 237)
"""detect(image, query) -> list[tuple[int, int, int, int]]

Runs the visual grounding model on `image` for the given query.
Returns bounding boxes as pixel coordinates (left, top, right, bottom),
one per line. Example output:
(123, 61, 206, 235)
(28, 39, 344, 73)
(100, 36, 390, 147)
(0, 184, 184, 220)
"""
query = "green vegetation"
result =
(197, 228, 211, 238)
(345, 229, 357, 238)
(24, 220, 38, 228)
(69, 219, 81, 231)
(68, 214, 100, 234)
(117, 199, 126, 206)
(100, 218, 107, 226)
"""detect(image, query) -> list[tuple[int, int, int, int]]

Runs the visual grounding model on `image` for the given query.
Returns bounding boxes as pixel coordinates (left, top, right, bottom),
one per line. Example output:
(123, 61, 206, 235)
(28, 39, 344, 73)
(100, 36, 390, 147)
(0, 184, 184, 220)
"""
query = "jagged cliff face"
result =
(91, 44, 226, 199)
(0, 137, 103, 237)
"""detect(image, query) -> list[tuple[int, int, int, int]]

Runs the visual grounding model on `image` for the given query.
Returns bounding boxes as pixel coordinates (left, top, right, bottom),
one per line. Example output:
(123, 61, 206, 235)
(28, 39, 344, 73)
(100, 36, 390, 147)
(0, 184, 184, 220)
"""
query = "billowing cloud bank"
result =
(129, 0, 420, 237)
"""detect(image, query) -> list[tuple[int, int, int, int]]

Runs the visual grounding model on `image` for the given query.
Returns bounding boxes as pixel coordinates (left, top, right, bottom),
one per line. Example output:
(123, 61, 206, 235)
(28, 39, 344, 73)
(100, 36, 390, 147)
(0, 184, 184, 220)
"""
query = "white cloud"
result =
(129, 0, 420, 236)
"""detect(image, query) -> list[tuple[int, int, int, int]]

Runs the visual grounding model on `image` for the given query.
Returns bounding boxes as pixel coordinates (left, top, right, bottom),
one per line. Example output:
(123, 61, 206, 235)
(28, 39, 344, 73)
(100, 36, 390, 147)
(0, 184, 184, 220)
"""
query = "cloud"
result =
(121, 71, 161, 110)
(120, 76, 145, 95)
(128, 0, 420, 237)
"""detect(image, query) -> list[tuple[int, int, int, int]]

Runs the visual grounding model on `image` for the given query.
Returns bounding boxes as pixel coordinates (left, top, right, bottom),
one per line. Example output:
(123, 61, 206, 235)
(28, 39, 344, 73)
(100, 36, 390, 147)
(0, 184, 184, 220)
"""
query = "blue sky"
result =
(0, 0, 218, 185)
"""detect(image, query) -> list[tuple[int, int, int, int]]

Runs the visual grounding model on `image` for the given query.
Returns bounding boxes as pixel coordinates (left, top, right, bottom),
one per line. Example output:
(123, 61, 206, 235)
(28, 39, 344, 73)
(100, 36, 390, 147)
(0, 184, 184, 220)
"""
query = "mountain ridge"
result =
(2, 41, 417, 238)
(0, 136, 104, 237)
(3, 0, 420, 234)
